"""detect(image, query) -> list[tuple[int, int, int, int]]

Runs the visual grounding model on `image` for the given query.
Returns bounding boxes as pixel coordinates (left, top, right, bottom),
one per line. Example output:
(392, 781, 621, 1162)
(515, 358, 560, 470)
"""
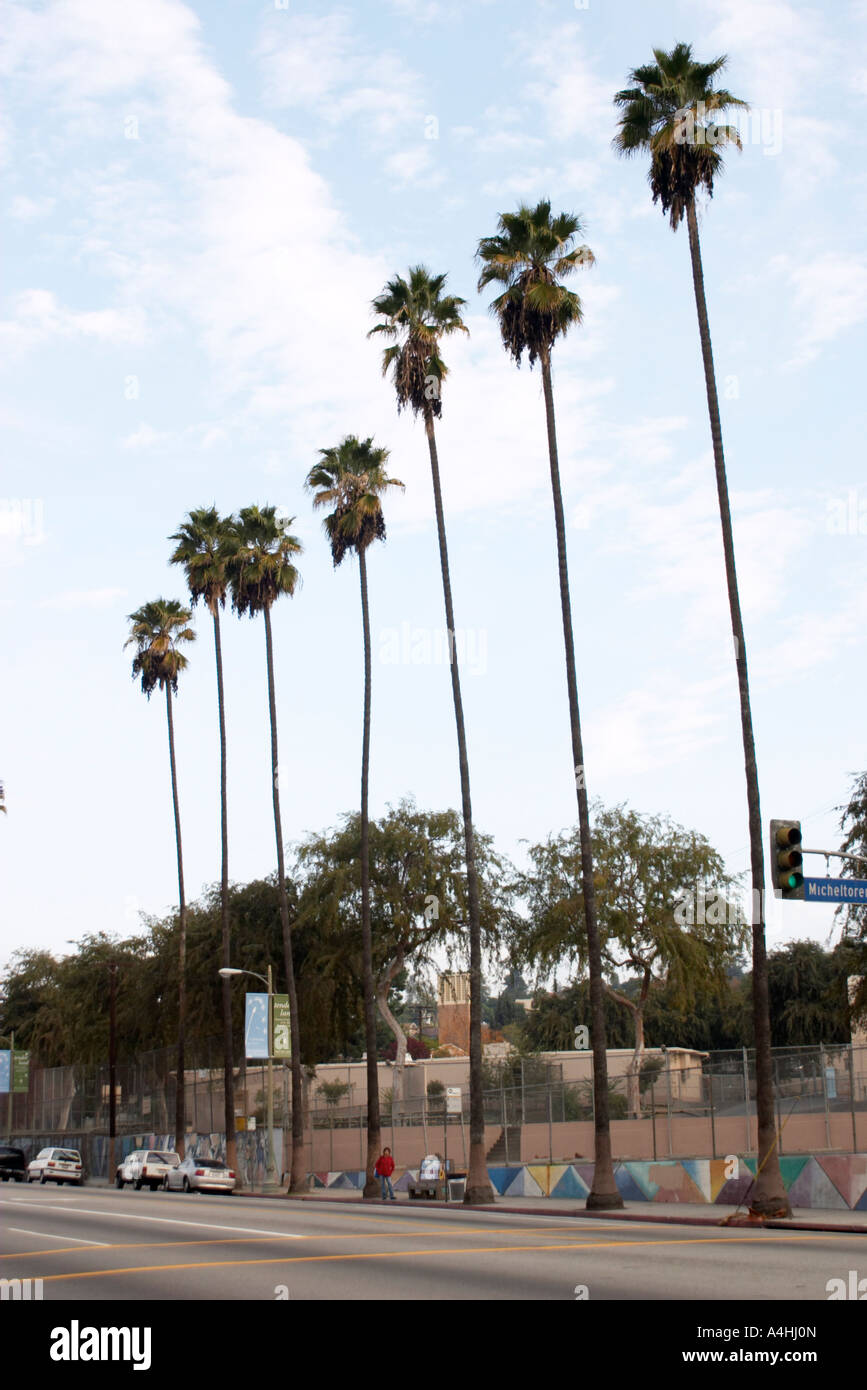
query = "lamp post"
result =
(218, 966, 280, 1193)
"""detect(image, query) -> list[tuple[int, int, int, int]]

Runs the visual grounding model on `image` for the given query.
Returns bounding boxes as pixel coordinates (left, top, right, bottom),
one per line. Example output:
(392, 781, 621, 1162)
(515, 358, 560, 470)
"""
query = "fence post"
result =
(547, 1085, 553, 1165)
(708, 1068, 717, 1160)
(820, 1043, 831, 1149)
(650, 1079, 657, 1161)
(501, 1086, 507, 1164)
(849, 1045, 858, 1153)
(774, 1061, 783, 1155)
(742, 1047, 751, 1151)
(665, 1053, 673, 1157)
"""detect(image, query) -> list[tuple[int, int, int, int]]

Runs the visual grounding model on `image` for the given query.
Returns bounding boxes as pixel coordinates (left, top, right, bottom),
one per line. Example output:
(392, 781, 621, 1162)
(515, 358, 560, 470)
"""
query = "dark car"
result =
(0, 1146, 27, 1183)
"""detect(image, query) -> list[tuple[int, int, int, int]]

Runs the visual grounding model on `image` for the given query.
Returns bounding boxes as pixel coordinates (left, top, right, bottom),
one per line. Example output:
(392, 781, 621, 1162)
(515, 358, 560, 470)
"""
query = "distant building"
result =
(437, 971, 470, 1054)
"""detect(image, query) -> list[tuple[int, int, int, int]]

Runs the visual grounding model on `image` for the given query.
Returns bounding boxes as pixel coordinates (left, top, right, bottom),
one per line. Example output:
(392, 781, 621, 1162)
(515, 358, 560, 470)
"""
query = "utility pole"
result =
(6, 1029, 13, 1144)
(108, 963, 117, 1180)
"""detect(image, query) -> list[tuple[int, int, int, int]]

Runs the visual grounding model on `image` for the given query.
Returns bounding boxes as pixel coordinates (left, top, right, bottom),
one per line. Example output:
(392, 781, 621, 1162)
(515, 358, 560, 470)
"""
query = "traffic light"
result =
(769, 820, 804, 899)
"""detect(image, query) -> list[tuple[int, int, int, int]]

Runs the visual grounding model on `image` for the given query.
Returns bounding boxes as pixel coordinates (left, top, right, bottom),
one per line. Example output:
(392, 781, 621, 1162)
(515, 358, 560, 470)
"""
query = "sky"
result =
(1, 0, 865, 979)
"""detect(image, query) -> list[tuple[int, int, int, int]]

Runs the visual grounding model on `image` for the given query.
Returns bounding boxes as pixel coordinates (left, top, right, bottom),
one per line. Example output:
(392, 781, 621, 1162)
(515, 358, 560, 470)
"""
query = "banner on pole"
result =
(244, 993, 269, 1059)
(272, 996, 291, 1058)
(12, 1052, 29, 1092)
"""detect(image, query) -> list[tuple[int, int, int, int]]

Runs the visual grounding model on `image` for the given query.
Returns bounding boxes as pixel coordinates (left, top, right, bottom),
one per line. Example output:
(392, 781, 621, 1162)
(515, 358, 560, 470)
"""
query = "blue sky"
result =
(1, 0, 865, 974)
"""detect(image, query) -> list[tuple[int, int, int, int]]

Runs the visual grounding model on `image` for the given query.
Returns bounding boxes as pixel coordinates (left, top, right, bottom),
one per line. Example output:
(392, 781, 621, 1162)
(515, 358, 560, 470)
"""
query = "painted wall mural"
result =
(310, 1154, 867, 1210)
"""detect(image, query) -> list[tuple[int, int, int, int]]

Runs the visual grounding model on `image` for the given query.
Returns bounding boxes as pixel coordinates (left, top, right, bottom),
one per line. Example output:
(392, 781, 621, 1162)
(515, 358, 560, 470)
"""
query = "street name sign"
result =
(803, 877, 867, 904)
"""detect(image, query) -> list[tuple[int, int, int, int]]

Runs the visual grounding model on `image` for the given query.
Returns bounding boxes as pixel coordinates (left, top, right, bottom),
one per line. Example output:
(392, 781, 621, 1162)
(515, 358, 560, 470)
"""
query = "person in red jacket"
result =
(375, 1147, 396, 1201)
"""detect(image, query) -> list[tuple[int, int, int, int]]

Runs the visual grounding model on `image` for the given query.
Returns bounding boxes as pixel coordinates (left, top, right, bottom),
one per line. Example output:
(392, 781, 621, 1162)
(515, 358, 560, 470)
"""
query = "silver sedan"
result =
(163, 1156, 236, 1194)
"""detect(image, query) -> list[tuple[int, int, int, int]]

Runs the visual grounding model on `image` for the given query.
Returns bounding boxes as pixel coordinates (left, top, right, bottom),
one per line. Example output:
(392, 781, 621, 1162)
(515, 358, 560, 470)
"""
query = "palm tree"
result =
(369, 267, 493, 1204)
(169, 508, 239, 1183)
(125, 598, 195, 1157)
(305, 435, 404, 1198)
(613, 43, 790, 1217)
(227, 505, 305, 1193)
(476, 201, 622, 1210)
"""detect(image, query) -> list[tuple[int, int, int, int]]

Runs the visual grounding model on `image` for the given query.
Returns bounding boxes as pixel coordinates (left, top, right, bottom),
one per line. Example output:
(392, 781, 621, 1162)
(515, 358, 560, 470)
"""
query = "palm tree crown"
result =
(169, 507, 234, 616)
(369, 266, 468, 417)
(125, 599, 195, 697)
(476, 200, 594, 368)
(613, 42, 748, 228)
(306, 435, 404, 568)
(227, 506, 302, 617)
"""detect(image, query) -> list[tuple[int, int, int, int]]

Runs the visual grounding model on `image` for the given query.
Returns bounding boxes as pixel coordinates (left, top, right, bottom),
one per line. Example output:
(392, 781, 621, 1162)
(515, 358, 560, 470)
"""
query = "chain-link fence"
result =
(4, 1041, 866, 1174)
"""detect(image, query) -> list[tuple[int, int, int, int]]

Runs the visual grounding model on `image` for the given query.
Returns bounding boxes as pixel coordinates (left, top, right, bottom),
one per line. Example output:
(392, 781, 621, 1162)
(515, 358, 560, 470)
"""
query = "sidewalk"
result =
(283, 1188, 867, 1233)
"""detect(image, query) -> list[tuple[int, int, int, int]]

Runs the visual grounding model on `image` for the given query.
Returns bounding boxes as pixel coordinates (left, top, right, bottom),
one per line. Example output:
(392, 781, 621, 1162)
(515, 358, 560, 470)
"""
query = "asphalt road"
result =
(1, 1186, 863, 1301)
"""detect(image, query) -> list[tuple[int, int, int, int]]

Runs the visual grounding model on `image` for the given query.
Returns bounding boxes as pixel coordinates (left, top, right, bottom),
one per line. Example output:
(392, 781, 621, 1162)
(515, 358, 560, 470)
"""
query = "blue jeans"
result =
(380, 1175, 394, 1200)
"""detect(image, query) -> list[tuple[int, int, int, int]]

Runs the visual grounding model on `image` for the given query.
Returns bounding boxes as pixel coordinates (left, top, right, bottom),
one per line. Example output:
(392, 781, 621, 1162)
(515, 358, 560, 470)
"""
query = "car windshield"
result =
(148, 1152, 179, 1165)
(55, 1151, 80, 1163)
(191, 1159, 226, 1169)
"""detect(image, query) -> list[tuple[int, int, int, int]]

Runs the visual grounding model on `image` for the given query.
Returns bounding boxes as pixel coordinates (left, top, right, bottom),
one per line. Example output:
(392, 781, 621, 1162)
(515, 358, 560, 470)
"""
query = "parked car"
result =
(163, 1155, 236, 1194)
(0, 1146, 27, 1182)
(27, 1147, 84, 1185)
(115, 1149, 180, 1191)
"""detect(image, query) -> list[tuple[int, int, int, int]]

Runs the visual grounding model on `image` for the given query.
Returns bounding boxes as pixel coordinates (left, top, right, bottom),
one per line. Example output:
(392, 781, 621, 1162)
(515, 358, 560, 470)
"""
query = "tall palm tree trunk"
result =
(165, 683, 186, 1160)
(685, 198, 789, 1216)
(263, 605, 305, 1193)
(424, 409, 493, 1205)
(358, 548, 382, 1197)
(539, 349, 622, 1209)
(212, 607, 238, 1182)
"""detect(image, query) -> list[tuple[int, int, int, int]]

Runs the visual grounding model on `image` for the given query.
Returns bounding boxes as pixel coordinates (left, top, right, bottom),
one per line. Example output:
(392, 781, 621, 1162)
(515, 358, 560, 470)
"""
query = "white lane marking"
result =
(0, 1201, 302, 1239)
(8, 1227, 108, 1246)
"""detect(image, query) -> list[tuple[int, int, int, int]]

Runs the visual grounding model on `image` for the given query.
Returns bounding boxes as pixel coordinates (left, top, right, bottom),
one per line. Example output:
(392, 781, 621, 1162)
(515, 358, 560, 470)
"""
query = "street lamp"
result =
(218, 965, 280, 1193)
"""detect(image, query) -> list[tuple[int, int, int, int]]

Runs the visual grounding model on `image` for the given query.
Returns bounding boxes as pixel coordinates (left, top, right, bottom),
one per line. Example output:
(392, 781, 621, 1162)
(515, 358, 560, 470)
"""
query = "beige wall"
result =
(516, 1110, 867, 1163)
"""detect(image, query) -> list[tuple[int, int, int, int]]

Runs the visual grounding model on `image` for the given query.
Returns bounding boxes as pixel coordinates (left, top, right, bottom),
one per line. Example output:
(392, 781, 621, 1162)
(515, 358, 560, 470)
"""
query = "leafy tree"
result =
(295, 800, 513, 1124)
(306, 435, 403, 1197)
(765, 942, 851, 1047)
(837, 772, 867, 1019)
(370, 268, 493, 1204)
(510, 804, 746, 1114)
(520, 981, 634, 1054)
(125, 598, 195, 1155)
(476, 202, 620, 1209)
(169, 506, 239, 1181)
(227, 506, 306, 1193)
(613, 45, 788, 1217)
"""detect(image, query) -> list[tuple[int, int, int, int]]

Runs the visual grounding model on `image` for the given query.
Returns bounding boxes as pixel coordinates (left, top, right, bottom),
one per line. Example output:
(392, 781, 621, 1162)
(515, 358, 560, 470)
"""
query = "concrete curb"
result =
(268, 1191, 867, 1233)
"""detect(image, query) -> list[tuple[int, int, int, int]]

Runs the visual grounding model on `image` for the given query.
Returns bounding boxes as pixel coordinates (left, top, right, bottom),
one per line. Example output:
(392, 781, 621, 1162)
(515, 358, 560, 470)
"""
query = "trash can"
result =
(447, 1177, 466, 1202)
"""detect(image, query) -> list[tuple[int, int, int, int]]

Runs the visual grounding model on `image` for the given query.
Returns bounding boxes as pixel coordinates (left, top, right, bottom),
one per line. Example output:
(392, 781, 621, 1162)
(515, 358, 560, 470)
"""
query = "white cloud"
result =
(0, 288, 145, 353)
(121, 423, 173, 450)
(257, 11, 425, 140)
(9, 194, 55, 221)
(384, 145, 441, 185)
(773, 251, 867, 367)
(518, 22, 616, 145)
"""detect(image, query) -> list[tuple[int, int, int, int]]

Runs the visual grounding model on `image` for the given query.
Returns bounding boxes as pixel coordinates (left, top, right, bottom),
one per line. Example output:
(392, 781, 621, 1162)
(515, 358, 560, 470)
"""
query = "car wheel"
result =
(183, 1177, 191, 1193)
(134, 1177, 143, 1191)
(116, 1173, 124, 1189)
(40, 1173, 48, 1184)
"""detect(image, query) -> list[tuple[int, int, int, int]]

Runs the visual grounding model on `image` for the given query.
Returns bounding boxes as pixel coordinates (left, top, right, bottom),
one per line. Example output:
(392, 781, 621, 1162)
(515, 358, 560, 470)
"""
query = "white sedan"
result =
(27, 1147, 84, 1185)
(163, 1156, 236, 1194)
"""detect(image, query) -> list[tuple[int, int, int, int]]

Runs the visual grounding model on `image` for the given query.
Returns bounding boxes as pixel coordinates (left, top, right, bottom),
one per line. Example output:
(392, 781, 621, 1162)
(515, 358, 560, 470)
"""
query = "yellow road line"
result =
(0, 1225, 597, 1260)
(36, 1232, 830, 1282)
